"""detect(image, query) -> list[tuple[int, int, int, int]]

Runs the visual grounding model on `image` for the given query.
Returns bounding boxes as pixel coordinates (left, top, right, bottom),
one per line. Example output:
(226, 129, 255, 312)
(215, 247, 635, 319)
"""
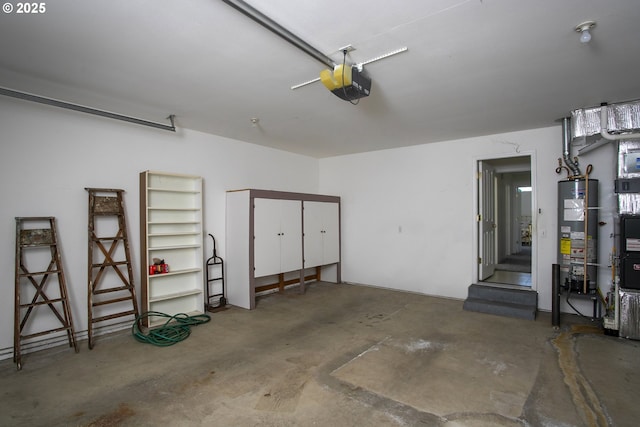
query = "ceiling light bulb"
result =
(580, 29, 591, 43)
(575, 21, 596, 44)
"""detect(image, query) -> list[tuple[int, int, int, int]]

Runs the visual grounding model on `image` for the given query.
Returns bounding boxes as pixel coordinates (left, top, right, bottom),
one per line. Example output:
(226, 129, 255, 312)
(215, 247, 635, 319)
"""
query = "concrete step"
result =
(463, 284, 537, 320)
(467, 283, 538, 305)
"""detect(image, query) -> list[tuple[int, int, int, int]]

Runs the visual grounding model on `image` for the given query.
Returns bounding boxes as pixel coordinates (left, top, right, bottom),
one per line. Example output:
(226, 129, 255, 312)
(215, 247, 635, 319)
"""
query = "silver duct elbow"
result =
(562, 117, 581, 177)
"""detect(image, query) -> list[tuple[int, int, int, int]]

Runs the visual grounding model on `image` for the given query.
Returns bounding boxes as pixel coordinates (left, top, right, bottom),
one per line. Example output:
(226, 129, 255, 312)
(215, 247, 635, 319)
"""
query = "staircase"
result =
(463, 284, 537, 320)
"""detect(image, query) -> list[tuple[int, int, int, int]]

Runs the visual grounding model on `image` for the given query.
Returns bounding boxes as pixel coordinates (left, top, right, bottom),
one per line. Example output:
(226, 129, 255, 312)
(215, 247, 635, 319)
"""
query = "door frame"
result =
(472, 151, 537, 290)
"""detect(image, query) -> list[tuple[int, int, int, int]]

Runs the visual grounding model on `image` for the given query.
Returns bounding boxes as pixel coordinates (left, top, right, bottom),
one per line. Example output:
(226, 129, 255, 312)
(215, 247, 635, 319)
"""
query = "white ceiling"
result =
(1, 0, 640, 158)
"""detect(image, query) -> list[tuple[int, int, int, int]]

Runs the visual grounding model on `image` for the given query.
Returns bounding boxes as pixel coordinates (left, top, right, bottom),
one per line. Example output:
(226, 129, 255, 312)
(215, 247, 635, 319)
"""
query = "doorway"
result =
(477, 156, 533, 288)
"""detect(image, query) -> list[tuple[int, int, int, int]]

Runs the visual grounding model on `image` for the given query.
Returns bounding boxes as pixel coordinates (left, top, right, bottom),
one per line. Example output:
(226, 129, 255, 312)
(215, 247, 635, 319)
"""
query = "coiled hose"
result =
(132, 311, 211, 346)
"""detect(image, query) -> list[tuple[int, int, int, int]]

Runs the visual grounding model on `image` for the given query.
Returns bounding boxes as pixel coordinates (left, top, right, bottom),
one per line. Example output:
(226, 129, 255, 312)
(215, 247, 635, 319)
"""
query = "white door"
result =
(303, 201, 340, 267)
(279, 200, 302, 273)
(254, 199, 302, 276)
(321, 203, 340, 265)
(479, 161, 497, 280)
(253, 198, 282, 277)
(303, 201, 324, 268)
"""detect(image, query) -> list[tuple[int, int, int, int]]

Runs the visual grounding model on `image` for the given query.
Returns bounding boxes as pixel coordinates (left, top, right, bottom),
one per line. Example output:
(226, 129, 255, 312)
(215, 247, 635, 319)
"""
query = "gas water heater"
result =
(558, 178, 599, 294)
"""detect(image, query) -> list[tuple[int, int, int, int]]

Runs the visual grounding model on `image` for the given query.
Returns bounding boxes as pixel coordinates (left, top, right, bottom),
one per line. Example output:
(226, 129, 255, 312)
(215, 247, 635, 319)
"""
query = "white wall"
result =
(319, 126, 618, 313)
(2, 94, 620, 359)
(0, 96, 319, 358)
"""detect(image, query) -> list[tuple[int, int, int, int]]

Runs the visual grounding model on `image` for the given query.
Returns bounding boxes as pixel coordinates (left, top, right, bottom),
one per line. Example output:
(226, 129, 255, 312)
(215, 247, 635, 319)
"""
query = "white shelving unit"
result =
(140, 171, 204, 327)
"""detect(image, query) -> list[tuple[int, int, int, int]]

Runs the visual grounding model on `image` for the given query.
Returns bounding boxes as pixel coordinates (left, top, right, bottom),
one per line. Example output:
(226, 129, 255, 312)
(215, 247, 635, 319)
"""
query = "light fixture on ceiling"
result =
(575, 21, 596, 43)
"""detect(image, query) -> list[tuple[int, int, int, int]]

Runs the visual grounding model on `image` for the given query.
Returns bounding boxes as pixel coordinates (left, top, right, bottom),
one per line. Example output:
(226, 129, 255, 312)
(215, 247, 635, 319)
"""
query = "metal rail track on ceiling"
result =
(0, 87, 176, 132)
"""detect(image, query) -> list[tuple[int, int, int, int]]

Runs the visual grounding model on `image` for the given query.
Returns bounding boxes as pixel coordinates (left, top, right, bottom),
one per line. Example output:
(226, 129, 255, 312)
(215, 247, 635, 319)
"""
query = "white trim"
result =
(1, 320, 131, 361)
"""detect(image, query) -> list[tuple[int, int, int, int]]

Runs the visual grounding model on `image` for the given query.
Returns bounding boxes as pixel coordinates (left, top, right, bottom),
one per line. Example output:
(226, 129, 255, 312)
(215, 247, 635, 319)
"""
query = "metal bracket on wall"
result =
(0, 87, 176, 132)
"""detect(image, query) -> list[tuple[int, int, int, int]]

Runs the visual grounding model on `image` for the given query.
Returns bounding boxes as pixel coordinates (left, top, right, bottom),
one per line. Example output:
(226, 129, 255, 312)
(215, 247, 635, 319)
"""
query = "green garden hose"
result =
(132, 311, 211, 346)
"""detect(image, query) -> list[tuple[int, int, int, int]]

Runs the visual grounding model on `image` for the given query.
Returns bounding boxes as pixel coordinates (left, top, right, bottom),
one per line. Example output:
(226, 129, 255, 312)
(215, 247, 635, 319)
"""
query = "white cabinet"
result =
(254, 198, 302, 277)
(140, 171, 204, 327)
(303, 201, 340, 268)
(226, 189, 340, 310)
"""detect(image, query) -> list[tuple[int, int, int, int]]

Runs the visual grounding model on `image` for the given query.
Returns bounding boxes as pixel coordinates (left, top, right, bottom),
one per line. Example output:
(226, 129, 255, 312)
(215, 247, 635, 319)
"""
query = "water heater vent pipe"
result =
(562, 117, 581, 176)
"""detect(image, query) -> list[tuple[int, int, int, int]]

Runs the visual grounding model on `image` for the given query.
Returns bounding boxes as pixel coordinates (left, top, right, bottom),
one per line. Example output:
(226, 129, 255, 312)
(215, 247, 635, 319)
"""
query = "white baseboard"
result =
(1, 320, 132, 361)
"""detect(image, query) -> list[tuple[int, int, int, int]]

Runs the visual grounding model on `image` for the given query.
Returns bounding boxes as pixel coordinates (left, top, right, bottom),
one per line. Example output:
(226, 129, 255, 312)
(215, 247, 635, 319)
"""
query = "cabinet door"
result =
(254, 198, 282, 277)
(254, 199, 303, 276)
(279, 200, 302, 273)
(303, 201, 324, 268)
(304, 201, 339, 267)
(321, 202, 340, 265)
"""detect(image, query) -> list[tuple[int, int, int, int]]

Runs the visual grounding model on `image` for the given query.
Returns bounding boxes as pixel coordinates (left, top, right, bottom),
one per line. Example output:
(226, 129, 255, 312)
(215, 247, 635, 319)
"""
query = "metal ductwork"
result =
(572, 100, 640, 140)
(561, 117, 581, 177)
(600, 102, 640, 141)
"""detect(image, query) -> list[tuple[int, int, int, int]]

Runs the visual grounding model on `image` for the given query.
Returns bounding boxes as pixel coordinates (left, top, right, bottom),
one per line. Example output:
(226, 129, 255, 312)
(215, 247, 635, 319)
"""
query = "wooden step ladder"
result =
(86, 188, 139, 349)
(14, 217, 78, 370)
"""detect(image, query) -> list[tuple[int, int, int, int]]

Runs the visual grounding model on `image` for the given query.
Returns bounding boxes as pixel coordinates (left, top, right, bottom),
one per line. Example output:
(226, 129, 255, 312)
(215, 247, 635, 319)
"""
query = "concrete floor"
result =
(2, 282, 639, 427)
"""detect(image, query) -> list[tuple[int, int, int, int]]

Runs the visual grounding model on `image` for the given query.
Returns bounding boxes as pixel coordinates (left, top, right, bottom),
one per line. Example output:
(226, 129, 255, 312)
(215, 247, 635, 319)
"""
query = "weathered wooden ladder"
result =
(86, 188, 139, 349)
(14, 216, 78, 370)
